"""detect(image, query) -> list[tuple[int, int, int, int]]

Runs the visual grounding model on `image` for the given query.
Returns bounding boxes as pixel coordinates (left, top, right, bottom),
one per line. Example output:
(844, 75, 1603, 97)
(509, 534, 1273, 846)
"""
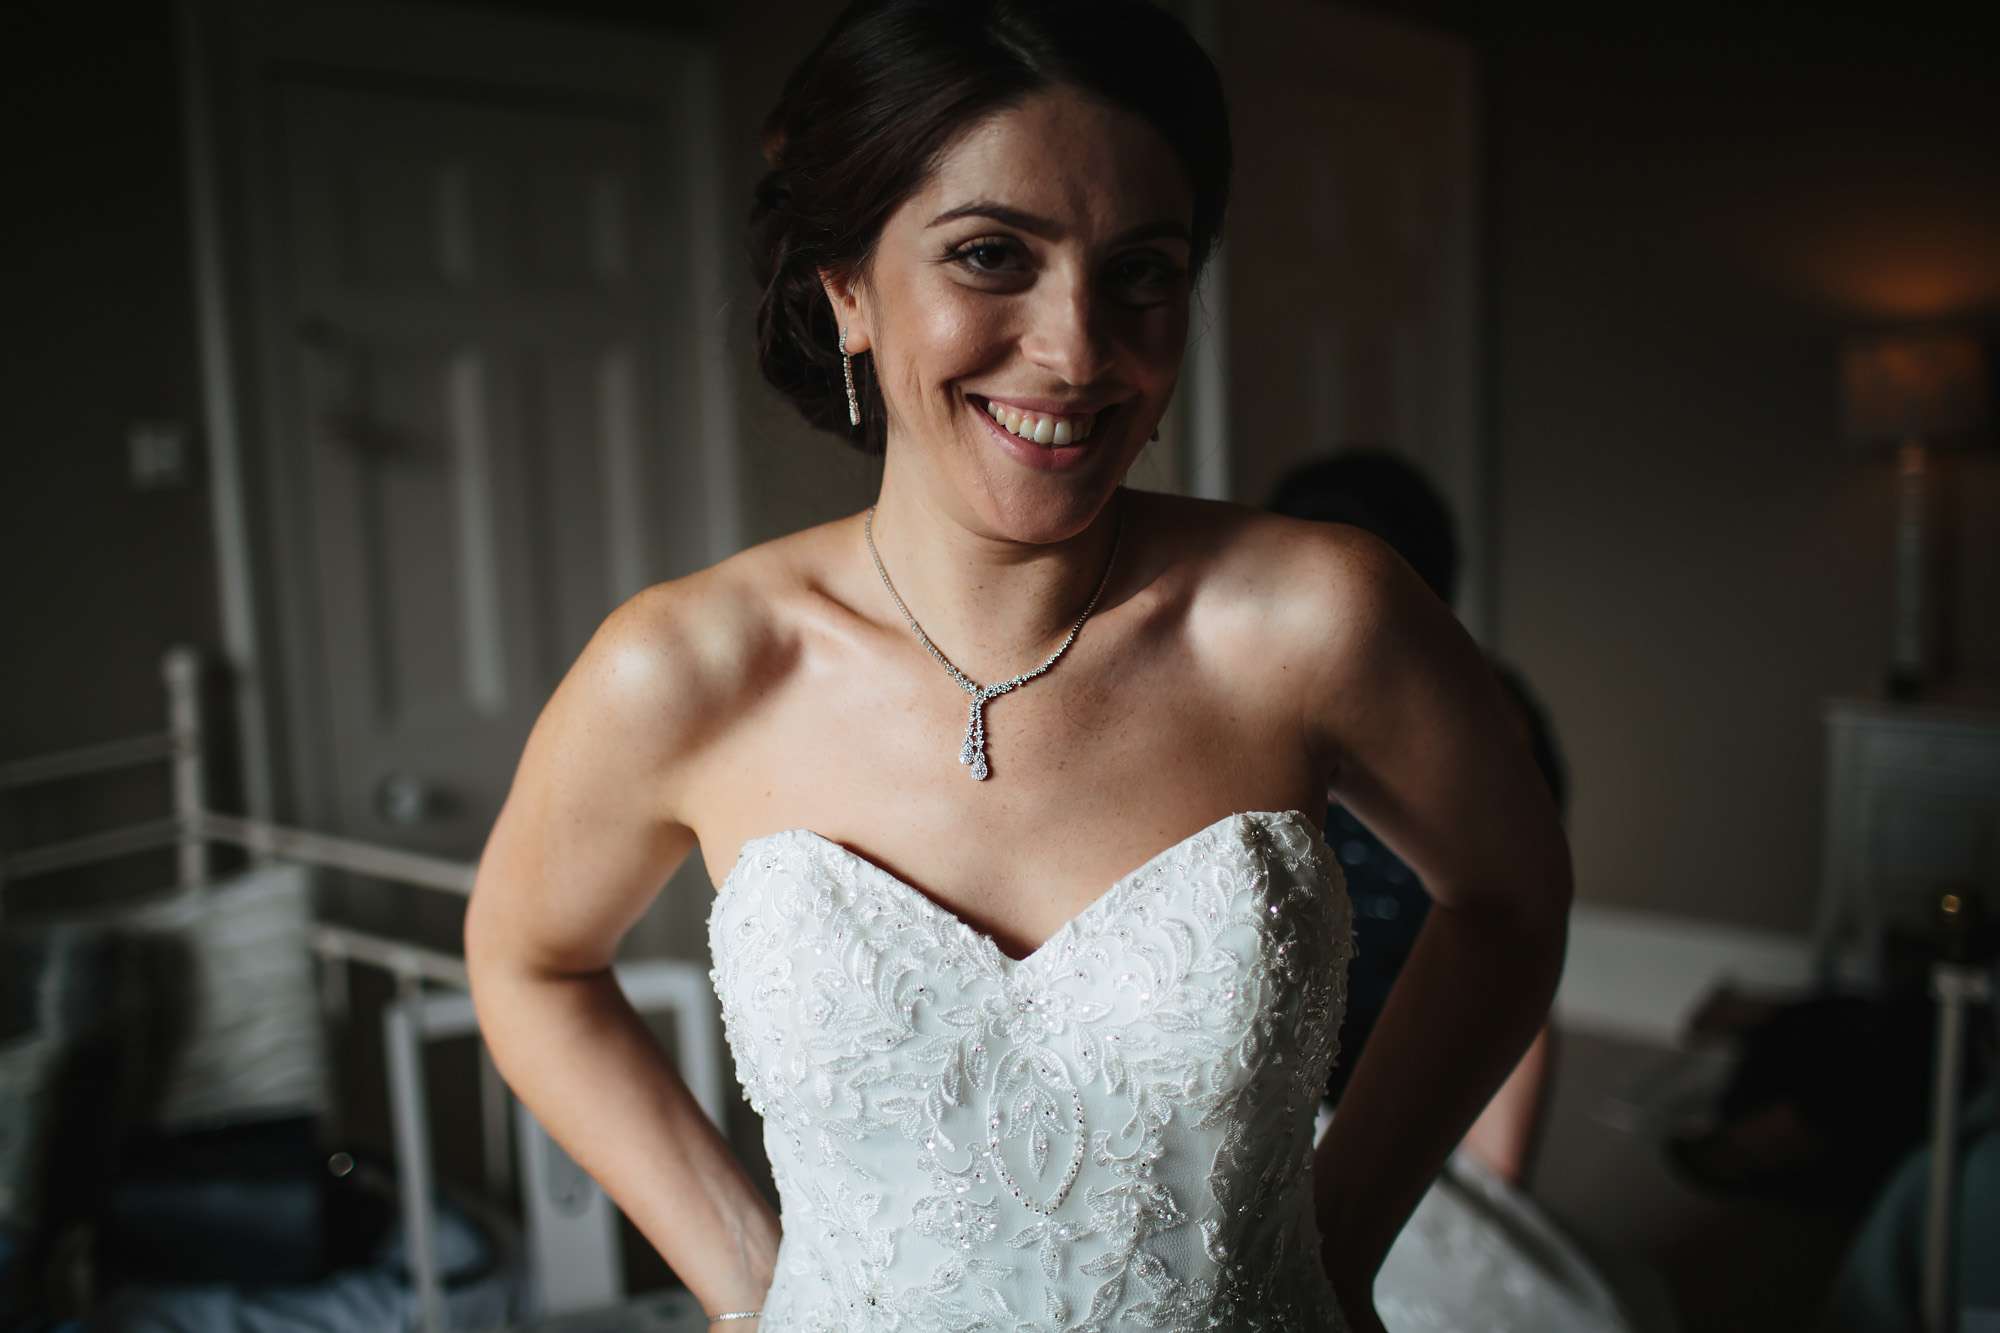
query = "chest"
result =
(707, 811, 1354, 1149)
(696, 626, 1320, 954)
(706, 810, 1356, 1327)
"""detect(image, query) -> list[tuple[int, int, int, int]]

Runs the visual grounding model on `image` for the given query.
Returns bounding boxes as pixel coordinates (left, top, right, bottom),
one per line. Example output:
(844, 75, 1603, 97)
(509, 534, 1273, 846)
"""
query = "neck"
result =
(861, 476, 1127, 684)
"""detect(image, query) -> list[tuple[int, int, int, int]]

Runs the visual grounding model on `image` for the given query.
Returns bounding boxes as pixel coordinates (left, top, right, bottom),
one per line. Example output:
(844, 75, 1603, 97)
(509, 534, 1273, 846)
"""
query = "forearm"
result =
(469, 961, 780, 1314)
(1462, 1021, 1556, 1186)
(1313, 895, 1567, 1295)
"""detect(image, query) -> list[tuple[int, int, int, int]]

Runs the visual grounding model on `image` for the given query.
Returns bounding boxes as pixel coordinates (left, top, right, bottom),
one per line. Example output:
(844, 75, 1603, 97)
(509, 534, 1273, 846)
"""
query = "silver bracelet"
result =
(710, 1313, 760, 1324)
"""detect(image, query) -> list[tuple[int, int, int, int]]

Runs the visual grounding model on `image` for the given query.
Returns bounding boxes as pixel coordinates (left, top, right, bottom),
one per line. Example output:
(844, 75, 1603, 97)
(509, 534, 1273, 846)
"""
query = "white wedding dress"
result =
(708, 807, 1638, 1333)
(710, 809, 1355, 1331)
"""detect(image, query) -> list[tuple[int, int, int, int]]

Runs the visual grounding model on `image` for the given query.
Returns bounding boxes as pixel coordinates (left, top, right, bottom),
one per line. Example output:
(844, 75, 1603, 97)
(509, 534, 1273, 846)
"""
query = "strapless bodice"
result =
(706, 808, 1356, 1332)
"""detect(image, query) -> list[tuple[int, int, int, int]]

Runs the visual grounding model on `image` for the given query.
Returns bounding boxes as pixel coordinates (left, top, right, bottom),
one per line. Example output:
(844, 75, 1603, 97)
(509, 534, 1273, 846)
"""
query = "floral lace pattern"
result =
(707, 809, 1356, 1332)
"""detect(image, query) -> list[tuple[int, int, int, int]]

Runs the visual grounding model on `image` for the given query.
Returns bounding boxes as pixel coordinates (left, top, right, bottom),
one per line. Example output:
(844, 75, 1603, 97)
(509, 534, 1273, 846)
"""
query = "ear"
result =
(817, 265, 873, 355)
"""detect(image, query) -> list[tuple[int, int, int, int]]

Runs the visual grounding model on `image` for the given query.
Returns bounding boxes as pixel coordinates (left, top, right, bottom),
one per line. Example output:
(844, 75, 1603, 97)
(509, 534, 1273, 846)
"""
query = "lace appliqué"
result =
(708, 810, 1356, 1332)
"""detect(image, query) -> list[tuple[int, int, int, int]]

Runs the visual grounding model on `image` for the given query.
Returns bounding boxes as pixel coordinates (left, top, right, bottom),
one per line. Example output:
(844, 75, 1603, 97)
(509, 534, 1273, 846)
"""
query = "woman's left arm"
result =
(1289, 526, 1573, 1321)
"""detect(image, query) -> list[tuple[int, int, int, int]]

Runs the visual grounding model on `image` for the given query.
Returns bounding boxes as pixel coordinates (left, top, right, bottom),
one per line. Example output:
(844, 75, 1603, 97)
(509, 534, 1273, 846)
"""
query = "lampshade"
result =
(1840, 333, 1992, 455)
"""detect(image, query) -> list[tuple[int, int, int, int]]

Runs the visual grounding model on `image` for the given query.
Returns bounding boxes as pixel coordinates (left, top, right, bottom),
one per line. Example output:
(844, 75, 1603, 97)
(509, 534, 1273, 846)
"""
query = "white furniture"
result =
(1811, 695, 2000, 1333)
(383, 966, 722, 1329)
(1813, 697, 2000, 990)
(0, 646, 723, 1331)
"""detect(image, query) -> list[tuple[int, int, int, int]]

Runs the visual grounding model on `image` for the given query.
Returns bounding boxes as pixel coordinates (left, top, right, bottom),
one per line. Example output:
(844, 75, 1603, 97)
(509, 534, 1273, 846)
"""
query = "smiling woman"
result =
(794, 80, 1199, 545)
(465, 2, 1571, 1331)
(747, 0, 1228, 464)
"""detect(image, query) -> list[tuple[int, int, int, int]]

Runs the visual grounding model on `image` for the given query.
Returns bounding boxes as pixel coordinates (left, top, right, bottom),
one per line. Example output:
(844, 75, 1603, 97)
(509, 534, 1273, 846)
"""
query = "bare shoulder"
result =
(533, 518, 842, 822)
(466, 522, 843, 972)
(1136, 502, 1568, 916)
(1130, 489, 1447, 778)
(1134, 488, 1412, 658)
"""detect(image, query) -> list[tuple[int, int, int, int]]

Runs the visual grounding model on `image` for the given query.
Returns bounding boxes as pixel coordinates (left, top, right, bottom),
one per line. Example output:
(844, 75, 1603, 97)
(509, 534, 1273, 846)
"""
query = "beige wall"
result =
(711, 3, 2000, 940)
(1484, 26, 2000, 934)
(2, 5, 227, 909)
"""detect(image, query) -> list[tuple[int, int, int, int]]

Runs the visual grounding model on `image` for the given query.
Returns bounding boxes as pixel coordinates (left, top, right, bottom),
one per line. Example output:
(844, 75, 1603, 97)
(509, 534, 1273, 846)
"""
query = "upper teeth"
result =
(984, 400, 1096, 446)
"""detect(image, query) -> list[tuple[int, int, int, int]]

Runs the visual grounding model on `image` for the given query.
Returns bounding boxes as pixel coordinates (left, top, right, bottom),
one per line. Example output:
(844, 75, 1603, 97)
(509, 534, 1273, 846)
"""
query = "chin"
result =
(931, 389, 1150, 542)
(968, 476, 1132, 547)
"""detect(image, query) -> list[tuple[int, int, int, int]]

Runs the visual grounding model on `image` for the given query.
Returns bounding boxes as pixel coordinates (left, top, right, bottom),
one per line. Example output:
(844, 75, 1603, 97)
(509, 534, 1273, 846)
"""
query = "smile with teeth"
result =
(979, 398, 1100, 447)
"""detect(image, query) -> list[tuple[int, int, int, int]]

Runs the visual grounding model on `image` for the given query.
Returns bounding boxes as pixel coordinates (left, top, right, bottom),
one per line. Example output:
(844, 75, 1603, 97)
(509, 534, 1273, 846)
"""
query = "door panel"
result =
(281, 81, 686, 861)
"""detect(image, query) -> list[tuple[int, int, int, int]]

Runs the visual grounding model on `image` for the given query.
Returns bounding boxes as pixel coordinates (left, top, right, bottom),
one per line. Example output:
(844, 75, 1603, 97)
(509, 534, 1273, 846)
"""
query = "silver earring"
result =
(840, 325, 861, 427)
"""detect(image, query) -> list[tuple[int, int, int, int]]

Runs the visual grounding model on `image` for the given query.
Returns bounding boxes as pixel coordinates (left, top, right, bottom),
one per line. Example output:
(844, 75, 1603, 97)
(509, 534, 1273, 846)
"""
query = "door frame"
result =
(181, 0, 740, 828)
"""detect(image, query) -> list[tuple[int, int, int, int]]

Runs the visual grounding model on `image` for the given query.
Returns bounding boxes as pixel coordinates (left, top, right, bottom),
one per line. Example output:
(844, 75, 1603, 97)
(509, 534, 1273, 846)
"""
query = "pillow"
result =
(2, 858, 332, 1293)
(4, 860, 330, 1138)
(113, 859, 330, 1132)
(0, 925, 157, 1236)
(0, 1003, 63, 1233)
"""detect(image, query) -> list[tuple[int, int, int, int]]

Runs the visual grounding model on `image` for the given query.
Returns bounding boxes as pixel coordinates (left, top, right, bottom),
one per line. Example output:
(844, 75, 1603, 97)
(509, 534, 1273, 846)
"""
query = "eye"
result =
(948, 237, 1026, 275)
(1109, 252, 1184, 296)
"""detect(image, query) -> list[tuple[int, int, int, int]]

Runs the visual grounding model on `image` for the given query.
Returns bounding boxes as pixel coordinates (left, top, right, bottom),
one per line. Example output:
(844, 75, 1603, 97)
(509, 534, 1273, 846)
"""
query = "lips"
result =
(966, 394, 1115, 473)
(968, 394, 1115, 449)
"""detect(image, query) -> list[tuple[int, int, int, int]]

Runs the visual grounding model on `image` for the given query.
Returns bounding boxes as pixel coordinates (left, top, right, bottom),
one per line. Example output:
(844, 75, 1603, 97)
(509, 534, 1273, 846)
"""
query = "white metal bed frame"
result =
(0, 644, 724, 1331)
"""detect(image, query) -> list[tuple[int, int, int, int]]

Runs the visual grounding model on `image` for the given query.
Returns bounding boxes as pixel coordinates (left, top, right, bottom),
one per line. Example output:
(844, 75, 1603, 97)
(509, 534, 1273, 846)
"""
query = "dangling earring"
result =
(840, 325, 861, 428)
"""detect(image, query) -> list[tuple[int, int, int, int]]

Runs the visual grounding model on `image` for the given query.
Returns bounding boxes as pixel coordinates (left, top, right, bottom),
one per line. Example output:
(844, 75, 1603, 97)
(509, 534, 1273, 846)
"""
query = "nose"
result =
(1020, 270, 1113, 388)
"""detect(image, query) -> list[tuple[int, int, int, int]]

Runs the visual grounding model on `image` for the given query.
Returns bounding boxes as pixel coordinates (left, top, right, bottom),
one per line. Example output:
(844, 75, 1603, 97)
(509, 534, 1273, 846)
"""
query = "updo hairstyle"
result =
(749, 0, 1232, 455)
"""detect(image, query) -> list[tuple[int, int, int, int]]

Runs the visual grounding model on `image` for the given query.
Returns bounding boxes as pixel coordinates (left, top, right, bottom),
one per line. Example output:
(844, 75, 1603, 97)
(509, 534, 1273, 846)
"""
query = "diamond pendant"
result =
(863, 496, 1123, 793)
(961, 697, 988, 779)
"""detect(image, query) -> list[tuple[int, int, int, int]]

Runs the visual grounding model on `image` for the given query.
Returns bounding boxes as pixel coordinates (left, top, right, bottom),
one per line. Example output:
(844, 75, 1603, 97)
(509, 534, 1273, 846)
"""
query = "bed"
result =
(0, 645, 718, 1332)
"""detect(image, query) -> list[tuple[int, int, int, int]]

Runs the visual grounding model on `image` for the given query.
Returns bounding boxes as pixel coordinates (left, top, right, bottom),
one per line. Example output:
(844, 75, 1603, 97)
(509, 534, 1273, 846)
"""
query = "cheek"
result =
(889, 274, 1011, 400)
(1129, 307, 1190, 389)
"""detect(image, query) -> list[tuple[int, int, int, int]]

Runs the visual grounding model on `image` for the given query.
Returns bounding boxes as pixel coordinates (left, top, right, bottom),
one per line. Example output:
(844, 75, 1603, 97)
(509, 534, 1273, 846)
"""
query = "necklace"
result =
(864, 496, 1124, 782)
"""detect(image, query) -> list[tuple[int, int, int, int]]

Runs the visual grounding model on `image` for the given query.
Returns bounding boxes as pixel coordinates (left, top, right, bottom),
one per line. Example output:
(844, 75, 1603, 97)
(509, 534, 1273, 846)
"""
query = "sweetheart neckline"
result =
(714, 807, 1328, 970)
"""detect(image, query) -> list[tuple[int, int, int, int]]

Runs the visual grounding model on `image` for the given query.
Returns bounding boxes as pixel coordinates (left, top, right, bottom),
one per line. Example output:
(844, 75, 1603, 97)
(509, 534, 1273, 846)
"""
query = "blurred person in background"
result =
(1270, 453, 1631, 1333)
(1270, 449, 1566, 1189)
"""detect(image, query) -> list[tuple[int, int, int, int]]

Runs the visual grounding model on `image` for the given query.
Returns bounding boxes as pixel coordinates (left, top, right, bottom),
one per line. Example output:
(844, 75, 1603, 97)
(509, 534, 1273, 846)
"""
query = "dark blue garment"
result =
(1322, 801, 1432, 1106)
(1320, 657, 1567, 1109)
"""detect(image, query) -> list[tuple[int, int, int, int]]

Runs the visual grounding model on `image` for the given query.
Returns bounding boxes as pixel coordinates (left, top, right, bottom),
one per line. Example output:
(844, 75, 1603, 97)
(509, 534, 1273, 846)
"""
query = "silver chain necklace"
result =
(864, 496, 1124, 782)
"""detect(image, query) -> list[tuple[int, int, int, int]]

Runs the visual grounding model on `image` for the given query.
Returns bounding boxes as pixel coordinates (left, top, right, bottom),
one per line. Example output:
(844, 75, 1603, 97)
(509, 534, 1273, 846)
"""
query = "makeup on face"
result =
(863, 87, 1194, 505)
(965, 392, 1122, 472)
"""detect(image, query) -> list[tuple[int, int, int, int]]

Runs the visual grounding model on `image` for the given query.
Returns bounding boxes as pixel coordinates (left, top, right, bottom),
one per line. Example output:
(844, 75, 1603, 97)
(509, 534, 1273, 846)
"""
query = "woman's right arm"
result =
(464, 580, 778, 1324)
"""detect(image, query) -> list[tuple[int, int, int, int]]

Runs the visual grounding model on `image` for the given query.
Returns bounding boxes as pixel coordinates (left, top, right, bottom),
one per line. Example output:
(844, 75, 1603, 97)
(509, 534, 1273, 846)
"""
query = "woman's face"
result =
(832, 85, 1196, 543)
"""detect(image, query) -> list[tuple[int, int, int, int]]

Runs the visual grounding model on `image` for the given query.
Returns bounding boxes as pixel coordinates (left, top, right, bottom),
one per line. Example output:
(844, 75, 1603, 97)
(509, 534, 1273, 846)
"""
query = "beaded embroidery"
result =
(707, 809, 1356, 1331)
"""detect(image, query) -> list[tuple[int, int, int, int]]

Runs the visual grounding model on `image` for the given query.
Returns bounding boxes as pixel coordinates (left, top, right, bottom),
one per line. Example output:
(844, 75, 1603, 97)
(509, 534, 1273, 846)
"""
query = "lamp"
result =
(1840, 332, 1993, 699)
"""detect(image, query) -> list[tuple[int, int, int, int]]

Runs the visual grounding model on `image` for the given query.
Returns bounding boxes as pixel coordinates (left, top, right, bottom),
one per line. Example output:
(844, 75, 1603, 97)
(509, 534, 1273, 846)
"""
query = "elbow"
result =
(1481, 822, 1573, 958)
(1543, 827, 1576, 919)
(461, 868, 507, 1002)
(1519, 827, 1575, 956)
(462, 874, 486, 974)
(1531, 830, 1575, 979)
(461, 876, 529, 1067)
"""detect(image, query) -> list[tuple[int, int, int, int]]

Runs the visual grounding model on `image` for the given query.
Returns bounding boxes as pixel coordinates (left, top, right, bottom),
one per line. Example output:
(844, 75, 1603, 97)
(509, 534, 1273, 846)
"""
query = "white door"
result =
(284, 83, 682, 861)
(217, 5, 733, 947)
(203, 5, 736, 1303)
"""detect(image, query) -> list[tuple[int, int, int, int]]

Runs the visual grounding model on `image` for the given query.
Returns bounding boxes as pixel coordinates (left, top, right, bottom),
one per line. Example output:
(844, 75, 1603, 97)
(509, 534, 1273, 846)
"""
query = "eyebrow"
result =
(926, 200, 1190, 248)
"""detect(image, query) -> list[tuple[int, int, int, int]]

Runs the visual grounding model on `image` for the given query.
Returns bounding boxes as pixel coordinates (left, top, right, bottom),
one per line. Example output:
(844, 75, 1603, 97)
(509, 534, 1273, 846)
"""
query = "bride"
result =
(464, 1, 1570, 1329)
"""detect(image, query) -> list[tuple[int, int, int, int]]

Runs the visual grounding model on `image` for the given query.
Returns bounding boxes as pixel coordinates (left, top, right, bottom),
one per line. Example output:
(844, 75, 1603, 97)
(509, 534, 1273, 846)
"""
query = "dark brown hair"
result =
(749, 0, 1231, 455)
